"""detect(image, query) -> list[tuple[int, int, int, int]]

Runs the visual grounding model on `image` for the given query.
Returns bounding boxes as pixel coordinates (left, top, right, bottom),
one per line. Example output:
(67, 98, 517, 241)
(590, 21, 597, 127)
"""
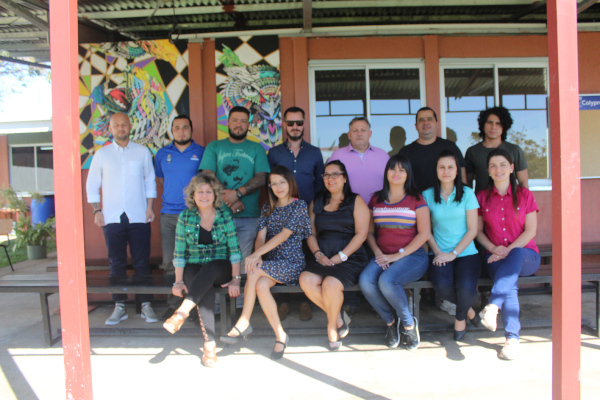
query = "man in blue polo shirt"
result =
(267, 106, 324, 321)
(155, 114, 205, 318)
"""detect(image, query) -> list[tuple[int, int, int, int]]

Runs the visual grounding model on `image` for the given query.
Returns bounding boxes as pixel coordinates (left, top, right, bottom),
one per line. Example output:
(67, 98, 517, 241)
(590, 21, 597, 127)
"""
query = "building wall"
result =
(82, 32, 600, 263)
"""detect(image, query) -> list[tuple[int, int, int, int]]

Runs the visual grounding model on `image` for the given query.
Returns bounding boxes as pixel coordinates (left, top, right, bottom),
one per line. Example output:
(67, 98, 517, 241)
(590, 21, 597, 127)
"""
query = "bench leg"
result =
(219, 291, 228, 336)
(39, 293, 60, 347)
(413, 288, 421, 324)
(229, 294, 237, 330)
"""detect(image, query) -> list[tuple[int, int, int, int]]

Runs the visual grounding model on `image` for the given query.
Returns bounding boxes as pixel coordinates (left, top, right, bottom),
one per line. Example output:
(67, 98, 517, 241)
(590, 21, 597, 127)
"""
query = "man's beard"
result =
(229, 130, 248, 141)
(174, 138, 192, 146)
(288, 131, 303, 141)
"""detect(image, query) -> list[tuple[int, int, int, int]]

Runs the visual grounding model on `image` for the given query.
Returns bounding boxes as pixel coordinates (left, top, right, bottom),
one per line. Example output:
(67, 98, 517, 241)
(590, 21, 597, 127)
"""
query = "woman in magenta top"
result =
(476, 148, 540, 361)
(359, 154, 430, 351)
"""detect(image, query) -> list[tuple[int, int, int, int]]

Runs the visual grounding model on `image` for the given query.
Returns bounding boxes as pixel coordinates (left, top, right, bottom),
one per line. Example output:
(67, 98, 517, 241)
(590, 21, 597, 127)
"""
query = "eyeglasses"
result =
(285, 120, 304, 127)
(322, 173, 343, 180)
(269, 180, 288, 188)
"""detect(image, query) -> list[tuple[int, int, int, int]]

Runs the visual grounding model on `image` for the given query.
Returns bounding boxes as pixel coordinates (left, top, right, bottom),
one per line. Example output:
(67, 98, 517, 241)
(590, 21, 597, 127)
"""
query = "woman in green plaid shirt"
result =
(163, 173, 242, 368)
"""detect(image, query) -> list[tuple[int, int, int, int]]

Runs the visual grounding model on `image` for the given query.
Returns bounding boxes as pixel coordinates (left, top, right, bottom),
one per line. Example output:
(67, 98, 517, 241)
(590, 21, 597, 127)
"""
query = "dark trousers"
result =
(183, 260, 232, 342)
(428, 254, 481, 321)
(102, 212, 152, 303)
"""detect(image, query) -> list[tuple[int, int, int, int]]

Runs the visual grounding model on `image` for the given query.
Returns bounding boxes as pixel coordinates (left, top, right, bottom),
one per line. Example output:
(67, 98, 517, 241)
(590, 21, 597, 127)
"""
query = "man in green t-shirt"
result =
(465, 106, 529, 193)
(199, 106, 270, 271)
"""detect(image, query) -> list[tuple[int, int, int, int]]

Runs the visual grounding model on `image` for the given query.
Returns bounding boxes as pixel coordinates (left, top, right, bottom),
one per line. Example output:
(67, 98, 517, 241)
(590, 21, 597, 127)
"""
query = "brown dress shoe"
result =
(278, 303, 290, 321)
(299, 302, 313, 321)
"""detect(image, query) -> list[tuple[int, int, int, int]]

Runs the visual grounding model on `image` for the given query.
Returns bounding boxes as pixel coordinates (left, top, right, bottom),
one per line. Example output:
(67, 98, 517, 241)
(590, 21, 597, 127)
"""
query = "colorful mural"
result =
(216, 36, 281, 150)
(78, 39, 189, 169)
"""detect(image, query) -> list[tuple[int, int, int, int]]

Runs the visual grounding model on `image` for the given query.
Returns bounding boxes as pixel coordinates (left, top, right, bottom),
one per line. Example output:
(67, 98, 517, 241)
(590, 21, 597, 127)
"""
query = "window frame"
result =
(439, 57, 551, 190)
(9, 143, 54, 195)
(308, 59, 427, 150)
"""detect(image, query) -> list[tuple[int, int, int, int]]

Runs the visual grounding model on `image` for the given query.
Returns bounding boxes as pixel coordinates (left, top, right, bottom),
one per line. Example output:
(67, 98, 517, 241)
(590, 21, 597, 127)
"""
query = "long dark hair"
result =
(375, 154, 420, 203)
(477, 106, 513, 141)
(486, 148, 518, 212)
(433, 150, 464, 204)
(265, 165, 299, 216)
(323, 160, 354, 207)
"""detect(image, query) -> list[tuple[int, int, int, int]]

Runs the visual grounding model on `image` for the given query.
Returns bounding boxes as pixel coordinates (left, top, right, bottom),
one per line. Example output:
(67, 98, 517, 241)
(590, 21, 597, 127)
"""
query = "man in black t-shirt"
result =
(399, 107, 467, 192)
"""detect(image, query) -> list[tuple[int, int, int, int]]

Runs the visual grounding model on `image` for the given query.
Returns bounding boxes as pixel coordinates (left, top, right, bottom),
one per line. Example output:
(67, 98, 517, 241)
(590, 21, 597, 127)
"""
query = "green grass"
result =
(0, 237, 57, 269)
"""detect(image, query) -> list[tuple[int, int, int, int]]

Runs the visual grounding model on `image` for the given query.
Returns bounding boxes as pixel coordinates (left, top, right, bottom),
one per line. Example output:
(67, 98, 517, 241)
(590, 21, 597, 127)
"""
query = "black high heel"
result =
(469, 314, 482, 328)
(338, 310, 351, 339)
(271, 334, 289, 360)
(219, 324, 253, 344)
(454, 329, 466, 341)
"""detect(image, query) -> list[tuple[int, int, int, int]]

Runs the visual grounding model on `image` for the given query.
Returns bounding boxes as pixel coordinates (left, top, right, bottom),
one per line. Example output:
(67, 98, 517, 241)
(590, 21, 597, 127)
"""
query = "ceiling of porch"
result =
(1, 0, 599, 62)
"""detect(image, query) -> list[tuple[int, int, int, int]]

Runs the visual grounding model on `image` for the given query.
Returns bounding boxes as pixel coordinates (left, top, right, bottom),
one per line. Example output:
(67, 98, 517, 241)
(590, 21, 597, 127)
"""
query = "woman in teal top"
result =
(422, 150, 481, 341)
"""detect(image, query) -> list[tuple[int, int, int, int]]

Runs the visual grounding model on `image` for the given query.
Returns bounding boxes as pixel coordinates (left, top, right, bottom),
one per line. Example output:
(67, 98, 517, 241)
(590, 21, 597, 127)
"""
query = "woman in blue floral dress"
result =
(220, 166, 311, 360)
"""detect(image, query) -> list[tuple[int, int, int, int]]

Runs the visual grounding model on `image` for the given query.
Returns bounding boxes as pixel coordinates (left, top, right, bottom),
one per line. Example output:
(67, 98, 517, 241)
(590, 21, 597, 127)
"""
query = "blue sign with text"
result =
(579, 95, 600, 110)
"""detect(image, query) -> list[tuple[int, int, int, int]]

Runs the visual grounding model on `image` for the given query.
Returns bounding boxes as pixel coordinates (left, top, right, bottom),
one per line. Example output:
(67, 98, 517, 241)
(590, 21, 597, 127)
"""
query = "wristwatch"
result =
(398, 248, 405, 254)
(236, 189, 243, 198)
(452, 250, 459, 256)
(338, 251, 348, 262)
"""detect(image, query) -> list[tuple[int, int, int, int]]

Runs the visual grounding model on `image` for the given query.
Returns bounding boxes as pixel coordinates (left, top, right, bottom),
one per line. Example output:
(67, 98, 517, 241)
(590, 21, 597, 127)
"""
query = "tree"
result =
(507, 129, 548, 179)
(0, 51, 51, 106)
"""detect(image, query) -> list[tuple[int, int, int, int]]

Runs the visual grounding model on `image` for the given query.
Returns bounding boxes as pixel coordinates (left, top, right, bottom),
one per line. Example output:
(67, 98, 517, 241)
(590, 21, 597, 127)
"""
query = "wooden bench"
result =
(3, 242, 600, 346)
(219, 271, 600, 337)
(0, 274, 230, 347)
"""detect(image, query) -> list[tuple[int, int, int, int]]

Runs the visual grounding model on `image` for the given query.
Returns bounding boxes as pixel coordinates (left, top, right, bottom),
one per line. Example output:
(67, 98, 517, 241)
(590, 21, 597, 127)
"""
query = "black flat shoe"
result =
(454, 328, 466, 341)
(469, 314, 482, 328)
(271, 334, 289, 360)
(219, 324, 253, 344)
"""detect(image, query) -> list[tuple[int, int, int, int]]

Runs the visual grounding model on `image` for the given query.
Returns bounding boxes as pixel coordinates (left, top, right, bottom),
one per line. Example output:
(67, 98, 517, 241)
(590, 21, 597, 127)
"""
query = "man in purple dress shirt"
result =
(328, 117, 389, 203)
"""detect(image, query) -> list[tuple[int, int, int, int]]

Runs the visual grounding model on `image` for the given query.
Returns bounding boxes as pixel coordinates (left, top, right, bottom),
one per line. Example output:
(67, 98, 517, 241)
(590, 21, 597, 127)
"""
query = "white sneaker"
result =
(499, 338, 519, 360)
(141, 303, 158, 323)
(439, 300, 457, 316)
(479, 304, 498, 332)
(105, 305, 128, 325)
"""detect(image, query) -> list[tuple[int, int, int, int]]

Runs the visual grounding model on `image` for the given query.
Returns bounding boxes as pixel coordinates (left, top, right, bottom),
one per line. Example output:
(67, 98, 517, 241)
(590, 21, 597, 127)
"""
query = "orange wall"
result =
(81, 32, 600, 263)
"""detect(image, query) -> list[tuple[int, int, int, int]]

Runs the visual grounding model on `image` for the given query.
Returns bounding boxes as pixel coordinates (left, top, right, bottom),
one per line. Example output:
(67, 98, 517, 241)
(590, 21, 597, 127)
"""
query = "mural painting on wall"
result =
(216, 35, 281, 150)
(78, 39, 190, 168)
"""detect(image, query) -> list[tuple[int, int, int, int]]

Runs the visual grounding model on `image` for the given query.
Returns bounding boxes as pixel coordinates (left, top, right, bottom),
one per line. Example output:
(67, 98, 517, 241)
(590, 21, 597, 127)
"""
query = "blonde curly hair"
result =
(184, 173, 224, 210)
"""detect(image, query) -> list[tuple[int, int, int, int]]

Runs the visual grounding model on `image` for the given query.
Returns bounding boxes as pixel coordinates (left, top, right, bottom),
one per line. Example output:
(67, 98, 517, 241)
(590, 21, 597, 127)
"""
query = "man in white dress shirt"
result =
(86, 112, 158, 325)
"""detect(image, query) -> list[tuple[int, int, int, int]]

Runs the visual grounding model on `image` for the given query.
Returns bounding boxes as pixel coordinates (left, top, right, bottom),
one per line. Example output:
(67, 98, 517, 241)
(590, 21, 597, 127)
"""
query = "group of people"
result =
(86, 103, 539, 367)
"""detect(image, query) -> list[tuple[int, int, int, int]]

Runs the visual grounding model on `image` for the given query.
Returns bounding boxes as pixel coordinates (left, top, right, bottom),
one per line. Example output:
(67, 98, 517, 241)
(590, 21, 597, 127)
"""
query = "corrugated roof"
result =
(2, 1, 600, 61)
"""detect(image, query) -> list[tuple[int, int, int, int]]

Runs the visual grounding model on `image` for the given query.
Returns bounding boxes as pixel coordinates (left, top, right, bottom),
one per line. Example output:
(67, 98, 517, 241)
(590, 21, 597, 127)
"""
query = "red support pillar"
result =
(547, 1, 582, 399)
(49, 0, 94, 399)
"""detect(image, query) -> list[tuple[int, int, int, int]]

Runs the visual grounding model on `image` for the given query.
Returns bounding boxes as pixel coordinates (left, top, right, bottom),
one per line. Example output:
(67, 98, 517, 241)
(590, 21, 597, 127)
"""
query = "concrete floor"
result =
(1, 254, 599, 400)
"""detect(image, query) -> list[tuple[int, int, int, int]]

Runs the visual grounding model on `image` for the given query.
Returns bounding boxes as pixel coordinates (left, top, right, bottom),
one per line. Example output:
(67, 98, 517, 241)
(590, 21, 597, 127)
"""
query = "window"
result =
(309, 60, 425, 159)
(441, 59, 550, 187)
(10, 145, 54, 193)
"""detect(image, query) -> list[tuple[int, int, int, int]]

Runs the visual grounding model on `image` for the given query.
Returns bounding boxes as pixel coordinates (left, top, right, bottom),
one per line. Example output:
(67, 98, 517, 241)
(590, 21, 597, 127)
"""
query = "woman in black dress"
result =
(299, 160, 370, 350)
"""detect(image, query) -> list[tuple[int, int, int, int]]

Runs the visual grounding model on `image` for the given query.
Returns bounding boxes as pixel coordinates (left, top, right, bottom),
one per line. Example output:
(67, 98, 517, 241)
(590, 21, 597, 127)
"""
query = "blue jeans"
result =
(429, 254, 481, 321)
(233, 217, 258, 274)
(359, 247, 429, 327)
(485, 247, 541, 339)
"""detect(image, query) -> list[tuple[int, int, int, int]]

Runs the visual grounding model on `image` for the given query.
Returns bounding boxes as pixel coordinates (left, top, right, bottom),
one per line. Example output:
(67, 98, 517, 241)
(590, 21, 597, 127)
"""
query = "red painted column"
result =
(423, 35, 441, 136)
(547, 1, 581, 399)
(49, 0, 94, 399)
